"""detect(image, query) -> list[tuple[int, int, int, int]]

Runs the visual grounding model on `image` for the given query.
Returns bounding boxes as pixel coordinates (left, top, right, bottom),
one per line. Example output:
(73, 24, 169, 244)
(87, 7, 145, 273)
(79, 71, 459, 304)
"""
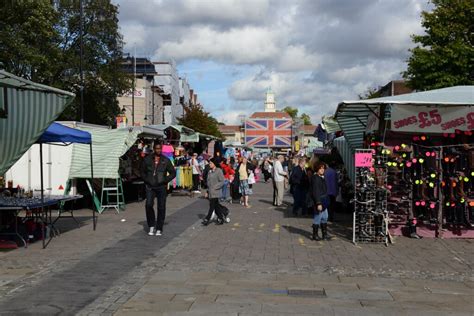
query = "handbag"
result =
(248, 171, 256, 185)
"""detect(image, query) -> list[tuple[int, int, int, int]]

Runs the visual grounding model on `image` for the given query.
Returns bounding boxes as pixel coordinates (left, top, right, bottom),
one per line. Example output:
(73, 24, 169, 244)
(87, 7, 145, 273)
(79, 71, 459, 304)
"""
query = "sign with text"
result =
(355, 152, 373, 167)
(391, 105, 473, 133)
(121, 88, 145, 98)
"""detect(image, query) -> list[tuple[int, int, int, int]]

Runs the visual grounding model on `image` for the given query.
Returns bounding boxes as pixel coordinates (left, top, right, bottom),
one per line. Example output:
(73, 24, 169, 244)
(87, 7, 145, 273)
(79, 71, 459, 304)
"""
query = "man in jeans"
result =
(140, 142, 176, 236)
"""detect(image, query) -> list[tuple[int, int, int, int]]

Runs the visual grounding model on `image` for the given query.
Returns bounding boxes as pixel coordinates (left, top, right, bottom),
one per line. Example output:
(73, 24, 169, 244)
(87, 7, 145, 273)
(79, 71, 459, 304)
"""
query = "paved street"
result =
(0, 182, 473, 315)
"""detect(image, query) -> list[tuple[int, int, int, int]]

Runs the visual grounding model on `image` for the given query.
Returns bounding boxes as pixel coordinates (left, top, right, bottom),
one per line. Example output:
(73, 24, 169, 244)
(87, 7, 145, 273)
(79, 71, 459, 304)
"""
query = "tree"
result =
(300, 113, 312, 125)
(178, 104, 223, 138)
(403, 0, 474, 90)
(0, 0, 131, 125)
(358, 86, 382, 100)
(281, 106, 298, 119)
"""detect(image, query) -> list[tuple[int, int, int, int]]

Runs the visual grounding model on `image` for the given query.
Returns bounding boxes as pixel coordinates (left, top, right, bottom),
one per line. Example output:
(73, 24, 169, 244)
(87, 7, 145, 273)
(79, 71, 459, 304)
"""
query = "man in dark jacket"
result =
(140, 142, 176, 236)
(290, 158, 308, 217)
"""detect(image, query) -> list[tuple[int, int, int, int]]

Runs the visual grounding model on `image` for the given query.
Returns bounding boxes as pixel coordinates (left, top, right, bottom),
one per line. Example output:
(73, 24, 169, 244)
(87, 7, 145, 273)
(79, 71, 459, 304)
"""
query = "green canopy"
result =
(0, 70, 75, 175)
(69, 128, 140, 179)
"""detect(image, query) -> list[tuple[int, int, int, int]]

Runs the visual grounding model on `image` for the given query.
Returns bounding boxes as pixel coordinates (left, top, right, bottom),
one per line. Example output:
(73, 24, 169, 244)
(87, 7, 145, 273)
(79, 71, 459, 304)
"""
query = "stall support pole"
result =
(437, 147, 443, 238)
(40, 144, 46, 249)
(90, 144, 96, 231)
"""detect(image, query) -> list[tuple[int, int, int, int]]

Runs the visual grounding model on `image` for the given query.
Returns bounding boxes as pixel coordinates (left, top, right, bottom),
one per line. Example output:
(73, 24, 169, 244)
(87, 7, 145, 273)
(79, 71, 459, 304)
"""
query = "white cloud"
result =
(114, 0, 430, 124)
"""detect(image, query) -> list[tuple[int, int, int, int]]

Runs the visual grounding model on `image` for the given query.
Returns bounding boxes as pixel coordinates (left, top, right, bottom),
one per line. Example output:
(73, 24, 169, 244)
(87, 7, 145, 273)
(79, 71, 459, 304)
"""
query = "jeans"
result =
(145, 186, 167, 231)
(313, 209, 328, 225)
(221, 179, 229, 200)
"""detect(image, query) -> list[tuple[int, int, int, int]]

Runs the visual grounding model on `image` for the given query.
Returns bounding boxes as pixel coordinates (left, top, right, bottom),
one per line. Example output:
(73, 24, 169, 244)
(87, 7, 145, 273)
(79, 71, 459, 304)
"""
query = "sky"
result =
(114, 0, 431, 125)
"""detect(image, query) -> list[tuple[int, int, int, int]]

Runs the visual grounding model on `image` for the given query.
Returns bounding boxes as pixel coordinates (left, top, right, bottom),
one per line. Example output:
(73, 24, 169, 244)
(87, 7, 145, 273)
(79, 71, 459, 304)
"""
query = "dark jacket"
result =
(311, 174, 329, 209)
(290, 166, 308, 189)
(140, 154, 176, 188)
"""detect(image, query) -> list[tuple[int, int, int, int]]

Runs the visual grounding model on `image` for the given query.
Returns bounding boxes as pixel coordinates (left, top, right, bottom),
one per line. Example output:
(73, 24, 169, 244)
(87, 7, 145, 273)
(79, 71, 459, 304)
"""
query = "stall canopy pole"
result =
(40, 143, 46, 249)
(90, 143, 96, 230)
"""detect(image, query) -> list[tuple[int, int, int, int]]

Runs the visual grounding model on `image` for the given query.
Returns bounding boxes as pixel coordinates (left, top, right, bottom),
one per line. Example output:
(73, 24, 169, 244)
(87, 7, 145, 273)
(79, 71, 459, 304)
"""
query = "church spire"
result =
(264, 87, 276, 112)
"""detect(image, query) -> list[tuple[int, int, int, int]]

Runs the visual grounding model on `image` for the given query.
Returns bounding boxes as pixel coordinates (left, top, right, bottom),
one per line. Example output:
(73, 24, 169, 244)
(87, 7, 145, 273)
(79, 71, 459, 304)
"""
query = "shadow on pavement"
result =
(282, 224, 312, 239)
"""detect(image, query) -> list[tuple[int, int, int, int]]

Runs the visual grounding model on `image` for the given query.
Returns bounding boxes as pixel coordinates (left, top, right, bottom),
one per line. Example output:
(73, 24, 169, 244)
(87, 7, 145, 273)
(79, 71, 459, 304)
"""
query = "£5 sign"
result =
(391, 105, 474, 133)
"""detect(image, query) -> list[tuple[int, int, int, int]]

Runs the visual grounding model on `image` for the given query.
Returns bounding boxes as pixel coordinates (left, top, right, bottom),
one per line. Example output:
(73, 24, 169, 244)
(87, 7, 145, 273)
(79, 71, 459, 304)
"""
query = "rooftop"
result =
(250, 112, 291, 119)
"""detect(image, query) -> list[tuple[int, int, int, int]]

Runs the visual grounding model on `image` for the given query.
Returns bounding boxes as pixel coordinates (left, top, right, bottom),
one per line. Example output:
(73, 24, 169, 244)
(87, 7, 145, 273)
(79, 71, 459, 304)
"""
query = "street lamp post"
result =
(79, 0, 84, 122)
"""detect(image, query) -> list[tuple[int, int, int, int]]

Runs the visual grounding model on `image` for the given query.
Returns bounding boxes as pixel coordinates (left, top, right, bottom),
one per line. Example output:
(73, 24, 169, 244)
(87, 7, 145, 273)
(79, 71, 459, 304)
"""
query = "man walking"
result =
(273, 155, 287, 206)
(141, 142, 176, 236)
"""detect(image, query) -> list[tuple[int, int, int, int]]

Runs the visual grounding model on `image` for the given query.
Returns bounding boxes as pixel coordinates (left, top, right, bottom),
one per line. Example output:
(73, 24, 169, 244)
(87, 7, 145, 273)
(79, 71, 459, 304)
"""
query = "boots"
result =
(321, 223, 331, 240)
(312, 224, 321, 241)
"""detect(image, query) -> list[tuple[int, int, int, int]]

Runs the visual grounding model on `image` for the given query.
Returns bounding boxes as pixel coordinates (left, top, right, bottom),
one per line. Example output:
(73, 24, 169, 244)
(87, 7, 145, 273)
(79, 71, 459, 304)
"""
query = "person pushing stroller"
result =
(202, 158, 230, 226)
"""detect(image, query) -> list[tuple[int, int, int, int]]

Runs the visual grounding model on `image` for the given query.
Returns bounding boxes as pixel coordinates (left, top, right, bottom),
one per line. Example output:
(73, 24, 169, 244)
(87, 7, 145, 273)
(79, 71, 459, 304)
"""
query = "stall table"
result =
(0, 195, 83, 248)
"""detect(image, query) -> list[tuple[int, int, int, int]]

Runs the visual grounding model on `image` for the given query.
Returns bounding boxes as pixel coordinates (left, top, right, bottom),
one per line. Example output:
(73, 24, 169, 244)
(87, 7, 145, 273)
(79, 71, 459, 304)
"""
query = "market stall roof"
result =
(146, 124, 198, 142)
(0, 70, 75, 175)
(321, 115, 341, 133)
(37, 122, 91, 144)
(119, 126, 164, 139)
(198, 132, 219, 140)
(334, 85, 474, 151)
(69, 127, 140, 179)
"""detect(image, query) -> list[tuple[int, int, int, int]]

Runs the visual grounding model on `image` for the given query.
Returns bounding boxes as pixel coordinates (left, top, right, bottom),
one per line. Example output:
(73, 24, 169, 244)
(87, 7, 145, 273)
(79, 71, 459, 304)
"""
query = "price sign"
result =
(355, 153, 373, 167)
(391, 105, 473, 133)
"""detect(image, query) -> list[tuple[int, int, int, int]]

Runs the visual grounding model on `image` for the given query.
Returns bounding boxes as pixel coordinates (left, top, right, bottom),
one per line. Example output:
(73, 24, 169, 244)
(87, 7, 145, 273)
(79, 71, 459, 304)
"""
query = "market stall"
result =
(0, 70, 75, 176)
(335, 85, 474, 240)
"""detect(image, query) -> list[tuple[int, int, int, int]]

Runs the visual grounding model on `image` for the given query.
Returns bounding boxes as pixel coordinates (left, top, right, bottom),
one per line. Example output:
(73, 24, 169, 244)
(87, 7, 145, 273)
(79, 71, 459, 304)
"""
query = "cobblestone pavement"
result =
(0, 183, 473, 315)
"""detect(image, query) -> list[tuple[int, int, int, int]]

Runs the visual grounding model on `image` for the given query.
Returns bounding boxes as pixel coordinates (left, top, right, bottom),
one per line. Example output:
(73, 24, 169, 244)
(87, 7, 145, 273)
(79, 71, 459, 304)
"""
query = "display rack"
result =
(353, 149, 389, 245)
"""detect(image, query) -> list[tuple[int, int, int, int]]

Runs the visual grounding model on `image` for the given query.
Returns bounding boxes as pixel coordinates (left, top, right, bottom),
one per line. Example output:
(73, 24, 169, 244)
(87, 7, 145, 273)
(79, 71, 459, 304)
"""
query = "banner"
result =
(391, 105, 474, 133)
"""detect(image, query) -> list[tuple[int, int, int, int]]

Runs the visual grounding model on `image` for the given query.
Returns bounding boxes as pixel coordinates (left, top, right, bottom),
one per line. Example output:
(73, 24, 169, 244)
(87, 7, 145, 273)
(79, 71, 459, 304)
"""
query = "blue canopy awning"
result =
(37, 122, 91, 144)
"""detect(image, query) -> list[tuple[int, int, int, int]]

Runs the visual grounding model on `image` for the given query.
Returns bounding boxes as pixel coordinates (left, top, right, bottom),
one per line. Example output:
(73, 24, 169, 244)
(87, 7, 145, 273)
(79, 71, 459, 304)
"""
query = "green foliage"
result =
(178, 104, 223, 138)
(281, 106, 298, 119)
(300, 113, 312, 125)
(358, 86, 382, 100)
(403, 0, 474, 90)
(0, 0, 131, 125)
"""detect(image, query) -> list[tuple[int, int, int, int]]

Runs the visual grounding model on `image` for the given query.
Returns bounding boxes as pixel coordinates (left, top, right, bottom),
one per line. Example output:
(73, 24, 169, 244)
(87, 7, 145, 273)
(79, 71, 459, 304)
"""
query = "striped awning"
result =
(69, 127, 140, 179)
(332, 136, 355, 185)
(334, 103, 380, 151)
(0, 70, 75, 175)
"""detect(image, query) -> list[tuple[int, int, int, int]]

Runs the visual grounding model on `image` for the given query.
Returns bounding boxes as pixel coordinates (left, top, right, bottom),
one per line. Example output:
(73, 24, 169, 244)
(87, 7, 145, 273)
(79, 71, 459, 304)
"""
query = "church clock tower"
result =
(264, 87, 276, 112)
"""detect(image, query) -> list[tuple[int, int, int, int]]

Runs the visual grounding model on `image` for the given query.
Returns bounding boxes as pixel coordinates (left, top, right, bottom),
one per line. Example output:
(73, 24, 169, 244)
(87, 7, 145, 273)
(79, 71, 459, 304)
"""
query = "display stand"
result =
(353, 149, 389, 245)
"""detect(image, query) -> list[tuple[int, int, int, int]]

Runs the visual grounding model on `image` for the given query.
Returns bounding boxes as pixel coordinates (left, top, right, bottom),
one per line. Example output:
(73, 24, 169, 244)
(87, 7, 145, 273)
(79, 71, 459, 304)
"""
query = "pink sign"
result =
(355, 153, 373, 167)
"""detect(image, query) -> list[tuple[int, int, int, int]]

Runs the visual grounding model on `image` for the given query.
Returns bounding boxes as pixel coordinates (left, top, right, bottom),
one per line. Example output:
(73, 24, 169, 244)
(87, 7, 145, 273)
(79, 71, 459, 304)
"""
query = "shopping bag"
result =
(248, 171, 256, 185)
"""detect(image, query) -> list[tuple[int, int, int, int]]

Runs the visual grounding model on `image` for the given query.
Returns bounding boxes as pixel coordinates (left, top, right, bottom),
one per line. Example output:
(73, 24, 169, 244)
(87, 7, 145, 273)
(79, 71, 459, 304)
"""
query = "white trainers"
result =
(225, 217, 231, 223)
(155, 230, 162, 236)
(148, 228, 154, 236)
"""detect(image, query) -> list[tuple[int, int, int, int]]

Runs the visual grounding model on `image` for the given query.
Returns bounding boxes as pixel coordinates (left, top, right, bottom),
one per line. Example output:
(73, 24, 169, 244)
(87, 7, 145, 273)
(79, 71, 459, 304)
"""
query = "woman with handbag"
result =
(310, 162, 331, 241)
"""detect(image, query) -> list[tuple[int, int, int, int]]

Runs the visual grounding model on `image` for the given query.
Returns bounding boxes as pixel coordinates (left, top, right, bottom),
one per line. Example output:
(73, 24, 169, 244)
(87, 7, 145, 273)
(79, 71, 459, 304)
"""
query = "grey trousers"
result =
(275, 181, 285, 206)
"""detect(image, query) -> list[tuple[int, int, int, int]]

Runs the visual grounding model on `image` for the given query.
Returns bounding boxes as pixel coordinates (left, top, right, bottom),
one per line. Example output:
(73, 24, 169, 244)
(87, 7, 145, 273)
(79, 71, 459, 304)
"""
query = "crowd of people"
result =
(141, 141, 345, 242)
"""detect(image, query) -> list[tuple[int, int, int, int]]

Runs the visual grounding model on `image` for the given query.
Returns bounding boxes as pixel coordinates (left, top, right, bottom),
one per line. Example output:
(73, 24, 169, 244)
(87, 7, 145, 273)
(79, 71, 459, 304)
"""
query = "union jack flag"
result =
(245, 119, 292, 148)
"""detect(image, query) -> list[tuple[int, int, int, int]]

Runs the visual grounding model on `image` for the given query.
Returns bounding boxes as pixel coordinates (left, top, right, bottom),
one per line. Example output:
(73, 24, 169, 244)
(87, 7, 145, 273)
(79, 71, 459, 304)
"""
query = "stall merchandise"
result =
(174, 166, 193, 189)
(353, 149, 389, 245)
